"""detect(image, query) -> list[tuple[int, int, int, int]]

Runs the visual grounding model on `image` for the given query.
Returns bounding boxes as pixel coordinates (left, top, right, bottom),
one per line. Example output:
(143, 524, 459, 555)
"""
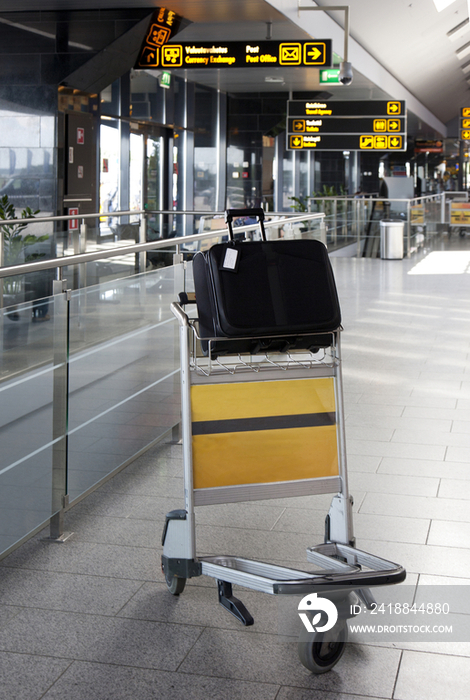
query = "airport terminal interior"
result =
(1, 2, 470, 699)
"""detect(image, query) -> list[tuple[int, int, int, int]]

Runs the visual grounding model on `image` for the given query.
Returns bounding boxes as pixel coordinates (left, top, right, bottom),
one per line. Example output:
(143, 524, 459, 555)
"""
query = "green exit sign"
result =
(320, 69, 340, 84)
(159, 71, 171, 89)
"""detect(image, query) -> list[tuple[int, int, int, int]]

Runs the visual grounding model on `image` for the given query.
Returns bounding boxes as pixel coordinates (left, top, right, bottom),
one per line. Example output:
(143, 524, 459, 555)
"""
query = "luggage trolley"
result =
(449, 197, 470, 238)
(162, 210, 406, 674)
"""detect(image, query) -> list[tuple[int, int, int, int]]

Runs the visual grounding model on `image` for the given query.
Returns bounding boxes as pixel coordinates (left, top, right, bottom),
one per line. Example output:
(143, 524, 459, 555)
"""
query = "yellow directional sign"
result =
(462, 119, 470, 129)
(280, 43, 301, 65)
(462, 108, 470, 117)
(360, 135, 374, 149)
(293, 120, 305, 132)
(303, 42, 326, 65)
(140, 47, 160, 67)
(388, 135, 403, 149)
(373, 119, 387, 132)
(461, 130, 470, 141)
(387, 101, 402, 115)
(357, 134, 403, 150)
(290, 135, 303, 149)
(388, 119, 401, 131)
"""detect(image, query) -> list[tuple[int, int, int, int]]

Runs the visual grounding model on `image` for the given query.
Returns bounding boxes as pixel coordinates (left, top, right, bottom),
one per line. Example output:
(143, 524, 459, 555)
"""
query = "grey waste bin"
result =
(380, 220, 404, 259)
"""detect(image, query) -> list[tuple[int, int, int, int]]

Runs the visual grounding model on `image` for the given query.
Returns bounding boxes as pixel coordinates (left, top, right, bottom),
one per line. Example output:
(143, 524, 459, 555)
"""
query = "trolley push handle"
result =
(171, 301, 190, 327)
(225, 208, 267, 242)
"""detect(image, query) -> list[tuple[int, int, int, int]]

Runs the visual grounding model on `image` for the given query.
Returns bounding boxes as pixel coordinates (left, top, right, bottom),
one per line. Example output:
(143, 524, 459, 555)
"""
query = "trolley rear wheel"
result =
(165, 573, 186, 595)
(298, 619, 348, 674)
(161, 556, 186, 595)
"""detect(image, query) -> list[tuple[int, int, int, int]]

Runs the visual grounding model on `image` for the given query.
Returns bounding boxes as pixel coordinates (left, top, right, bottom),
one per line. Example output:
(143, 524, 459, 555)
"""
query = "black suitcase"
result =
(193, 208, 341, 357)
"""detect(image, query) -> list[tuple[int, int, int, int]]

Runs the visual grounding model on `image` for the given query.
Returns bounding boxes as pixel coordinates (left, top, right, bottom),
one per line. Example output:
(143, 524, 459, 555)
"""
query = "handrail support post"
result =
(45, 275, 73, 543)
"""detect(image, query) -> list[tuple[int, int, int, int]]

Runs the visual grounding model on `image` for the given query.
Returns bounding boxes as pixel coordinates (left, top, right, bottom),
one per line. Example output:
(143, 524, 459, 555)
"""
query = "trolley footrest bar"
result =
(200, 544, 405, 596)
(217, 580, 254, 626)
(200, 555, 360, 595)
(270, 543, 406, 595)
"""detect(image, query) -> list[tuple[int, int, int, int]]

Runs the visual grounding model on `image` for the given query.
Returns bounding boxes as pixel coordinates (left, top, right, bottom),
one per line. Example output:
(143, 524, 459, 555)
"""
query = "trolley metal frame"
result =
(162, 300, 406, 672)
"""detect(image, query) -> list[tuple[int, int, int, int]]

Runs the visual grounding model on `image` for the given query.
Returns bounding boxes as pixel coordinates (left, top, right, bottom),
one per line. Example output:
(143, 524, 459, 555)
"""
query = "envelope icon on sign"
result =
(280, 43, 301, 65)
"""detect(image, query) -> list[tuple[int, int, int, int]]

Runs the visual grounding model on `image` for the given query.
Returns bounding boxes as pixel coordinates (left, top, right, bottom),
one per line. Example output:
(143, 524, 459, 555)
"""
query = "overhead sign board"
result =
(288, 117, 405, 134)
(135, 7, 184, 69)
(288, 100, 405, 117)
(287, 100, 407, 151)
(289, 134, 404, 151)
(137, 39, 332, 69)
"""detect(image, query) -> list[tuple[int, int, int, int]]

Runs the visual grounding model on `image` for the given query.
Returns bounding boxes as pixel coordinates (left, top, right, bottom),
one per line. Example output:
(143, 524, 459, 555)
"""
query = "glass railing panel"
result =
(0, 292, 65, 553)
(67, 264, 183, 501)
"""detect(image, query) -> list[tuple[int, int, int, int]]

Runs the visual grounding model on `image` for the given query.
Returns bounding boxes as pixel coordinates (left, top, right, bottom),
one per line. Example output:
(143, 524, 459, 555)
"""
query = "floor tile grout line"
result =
(38, 658, 75, 700)
(270, 508, 287, 531)
(391, 648, 404, 700)
(424, 520, 433, 546)
(113, 580, 148, 618)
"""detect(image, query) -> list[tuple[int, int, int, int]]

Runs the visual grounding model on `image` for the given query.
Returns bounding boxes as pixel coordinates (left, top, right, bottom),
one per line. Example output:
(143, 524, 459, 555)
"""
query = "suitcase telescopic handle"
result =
(225, 208, 266, 242)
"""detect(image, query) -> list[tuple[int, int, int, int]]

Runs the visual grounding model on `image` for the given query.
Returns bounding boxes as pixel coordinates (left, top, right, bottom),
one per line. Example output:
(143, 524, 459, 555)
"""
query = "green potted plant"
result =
(287, 195, 310, 236)
(0, 194, 47, 306)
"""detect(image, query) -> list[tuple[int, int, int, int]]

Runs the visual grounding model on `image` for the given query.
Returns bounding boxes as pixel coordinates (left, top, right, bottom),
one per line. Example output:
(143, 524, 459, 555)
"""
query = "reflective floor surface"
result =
(0, 233, 469, 700)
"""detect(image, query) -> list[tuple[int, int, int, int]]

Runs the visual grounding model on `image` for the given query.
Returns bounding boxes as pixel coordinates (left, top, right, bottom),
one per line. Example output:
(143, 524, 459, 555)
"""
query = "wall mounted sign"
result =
(287, 100, 407, 151)
(68, 208, 79, 231)
(414, 140, 443, 153)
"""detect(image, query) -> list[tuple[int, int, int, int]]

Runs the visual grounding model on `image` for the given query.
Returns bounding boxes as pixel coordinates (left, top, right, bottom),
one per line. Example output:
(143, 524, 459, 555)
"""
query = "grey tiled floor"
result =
(1, 236, 470, 699)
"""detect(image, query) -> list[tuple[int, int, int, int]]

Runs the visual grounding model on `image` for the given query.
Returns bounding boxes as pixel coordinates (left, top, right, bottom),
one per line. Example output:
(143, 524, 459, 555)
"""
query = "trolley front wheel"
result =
(298, 619, 348, 674)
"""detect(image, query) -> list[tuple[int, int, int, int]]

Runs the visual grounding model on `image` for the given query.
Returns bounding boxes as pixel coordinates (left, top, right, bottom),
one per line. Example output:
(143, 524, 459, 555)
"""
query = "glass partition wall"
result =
(0, 262, 183, 557)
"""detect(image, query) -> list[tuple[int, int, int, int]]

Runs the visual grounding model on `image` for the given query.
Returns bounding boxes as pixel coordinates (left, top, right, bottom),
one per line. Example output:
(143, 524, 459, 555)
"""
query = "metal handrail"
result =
(0, 208, 325, 226)
(0, 211, 325, 279)
(0, 209, 145, 226)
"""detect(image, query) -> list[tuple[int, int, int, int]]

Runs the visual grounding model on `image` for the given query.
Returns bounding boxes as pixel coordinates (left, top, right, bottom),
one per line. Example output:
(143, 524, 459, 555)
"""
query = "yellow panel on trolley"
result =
(191, 378, 339, 489)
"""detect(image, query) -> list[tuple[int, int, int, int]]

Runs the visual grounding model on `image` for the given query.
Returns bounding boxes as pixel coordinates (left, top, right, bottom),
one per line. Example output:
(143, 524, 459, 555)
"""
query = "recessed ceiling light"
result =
(265, 77, 285, 83)
(462, 60, 470, 74)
